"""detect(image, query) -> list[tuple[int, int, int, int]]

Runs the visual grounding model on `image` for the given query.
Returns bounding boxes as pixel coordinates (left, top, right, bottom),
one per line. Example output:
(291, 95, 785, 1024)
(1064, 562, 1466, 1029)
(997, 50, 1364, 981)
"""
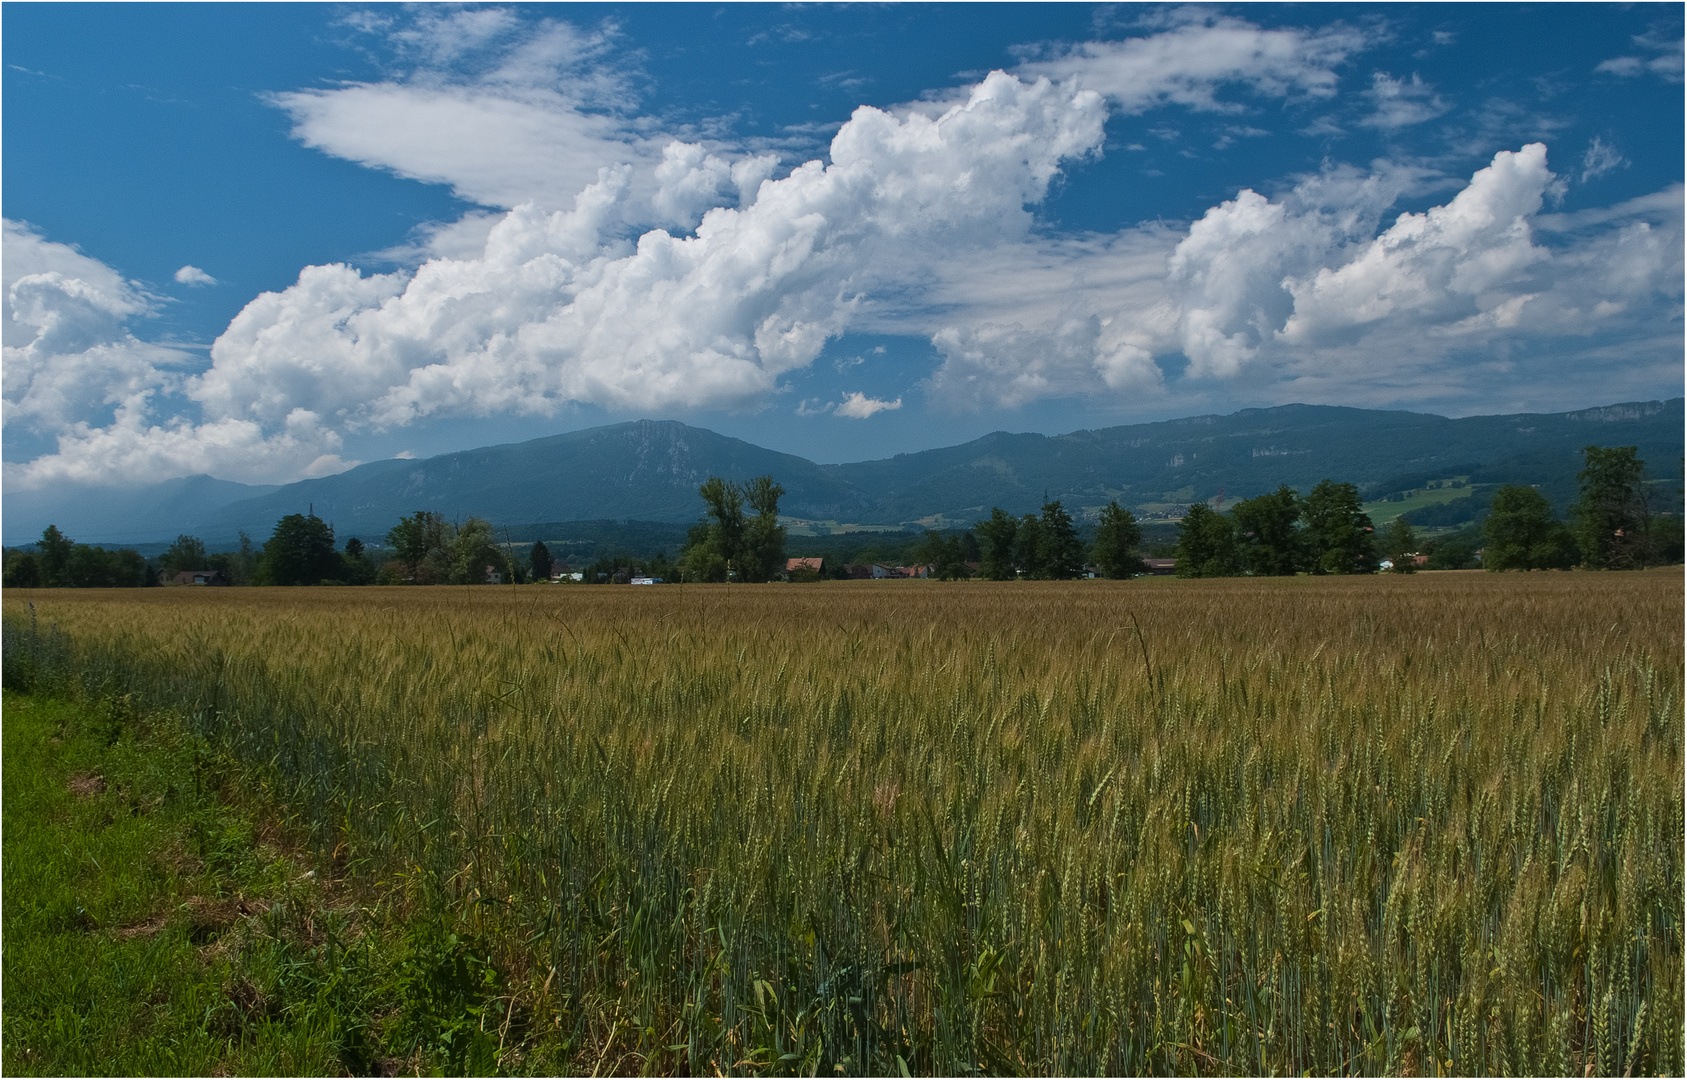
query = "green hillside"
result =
(7, 399, 1679, 546)
(823, 400, 1684, 524)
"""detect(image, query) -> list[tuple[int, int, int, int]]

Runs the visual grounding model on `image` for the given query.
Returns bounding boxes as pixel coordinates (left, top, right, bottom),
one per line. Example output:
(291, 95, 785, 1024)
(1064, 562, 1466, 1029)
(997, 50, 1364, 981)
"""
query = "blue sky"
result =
(4, 3, 1681, 488)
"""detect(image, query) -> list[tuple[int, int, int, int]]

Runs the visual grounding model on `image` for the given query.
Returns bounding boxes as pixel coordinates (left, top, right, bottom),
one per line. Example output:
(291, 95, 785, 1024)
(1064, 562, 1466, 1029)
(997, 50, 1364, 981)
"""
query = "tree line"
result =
(3, 445, 1673, 589)
(0, 525, 156, 589)
(1170, 446, 1674, 577)
(0, 507, 672, 590)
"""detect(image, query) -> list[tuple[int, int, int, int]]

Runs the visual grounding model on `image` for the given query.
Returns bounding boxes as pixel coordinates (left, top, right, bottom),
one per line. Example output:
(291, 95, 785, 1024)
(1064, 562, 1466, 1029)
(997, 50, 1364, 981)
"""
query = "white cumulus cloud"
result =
(7, 11, 1681, 489)
(2, 220, 348, 488)
(174, 265, 217, 286)
(1162, 160, 1427, 377)
(931, 146, 1678, 408)
(1279, 144, 1553, 344)
(834, 392, 901, 418)
(11, 70, 1107, 485)
(240, 71, 1105, 432)
(3, 221, 190, 439)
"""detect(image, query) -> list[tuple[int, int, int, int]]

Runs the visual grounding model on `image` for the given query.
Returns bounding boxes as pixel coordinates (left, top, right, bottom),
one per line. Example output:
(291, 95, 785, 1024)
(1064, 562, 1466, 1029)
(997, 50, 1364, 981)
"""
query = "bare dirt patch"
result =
(113, 913, 169, 940)
(67, 773, 105, 798)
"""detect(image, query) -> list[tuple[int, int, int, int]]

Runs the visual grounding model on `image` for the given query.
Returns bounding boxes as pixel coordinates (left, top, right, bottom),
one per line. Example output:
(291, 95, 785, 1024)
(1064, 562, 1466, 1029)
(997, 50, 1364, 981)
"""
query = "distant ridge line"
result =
(2, 398, 1680, 547)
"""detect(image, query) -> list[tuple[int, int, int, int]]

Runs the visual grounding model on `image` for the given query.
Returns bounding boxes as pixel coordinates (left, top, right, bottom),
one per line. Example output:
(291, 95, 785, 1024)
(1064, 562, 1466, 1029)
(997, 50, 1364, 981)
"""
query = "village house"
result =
(170, 569, 229, 586)
(785, 556, 824, 580)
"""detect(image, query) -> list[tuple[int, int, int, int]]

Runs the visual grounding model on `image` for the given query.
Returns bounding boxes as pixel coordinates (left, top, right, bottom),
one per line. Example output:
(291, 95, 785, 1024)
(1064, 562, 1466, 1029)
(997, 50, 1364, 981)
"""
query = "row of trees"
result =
(1171, 446, 1673, 578)
(0, 526, 155, 588)
(1476, 447, 1675, 571)
(259, 510, 574, 587)
(601, 446, 1674, 588)
(676, 478, 1151, 583)
(2, 511, 504, 590)
(1174, 480, 1380, 577)
(975, 501, 1100, 580)
(2, 510, 678, 590)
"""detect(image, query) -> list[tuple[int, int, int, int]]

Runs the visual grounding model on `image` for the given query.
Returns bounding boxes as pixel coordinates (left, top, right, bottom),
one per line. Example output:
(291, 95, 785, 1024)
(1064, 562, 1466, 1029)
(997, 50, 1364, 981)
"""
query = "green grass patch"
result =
(1362, 477, 1483, 520)
(1, 691, 542, 1076)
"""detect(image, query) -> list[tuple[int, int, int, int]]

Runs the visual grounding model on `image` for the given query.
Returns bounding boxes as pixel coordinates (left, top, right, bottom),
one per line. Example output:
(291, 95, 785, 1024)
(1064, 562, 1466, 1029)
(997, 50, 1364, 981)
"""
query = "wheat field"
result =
(4, 571, 1681, 1075)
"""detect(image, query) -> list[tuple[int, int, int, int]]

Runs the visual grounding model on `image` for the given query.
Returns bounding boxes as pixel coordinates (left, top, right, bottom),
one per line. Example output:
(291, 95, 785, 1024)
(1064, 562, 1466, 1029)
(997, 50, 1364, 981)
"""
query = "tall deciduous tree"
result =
(915, 531, 970, 580)
(1091, 501, 1145, 579)
(387, 511, 454, 584)
(1571, 445, 1648, 569)
(1175, 503, 1239, 578)
(1302, 480, 1377, 575)
(683, 476, 745, 582)
(259, 513, 340, 586)
(160, 534, 208, 576)
(1013, 513, 1048, 578)
(37, 525, 73, 587)
(742, 475, 788, 583)
(1483, 485, 1578, 570)
(1379, 517, 1418, 573)
(974, 508, 1019, 580)
(449, 517, 506, 584)
(1232, 486, 1303, 576)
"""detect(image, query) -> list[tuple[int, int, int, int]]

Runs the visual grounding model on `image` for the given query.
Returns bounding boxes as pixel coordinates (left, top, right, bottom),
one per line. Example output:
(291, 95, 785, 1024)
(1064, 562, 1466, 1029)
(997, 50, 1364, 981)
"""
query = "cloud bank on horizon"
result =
(4, 6, 1682, 488)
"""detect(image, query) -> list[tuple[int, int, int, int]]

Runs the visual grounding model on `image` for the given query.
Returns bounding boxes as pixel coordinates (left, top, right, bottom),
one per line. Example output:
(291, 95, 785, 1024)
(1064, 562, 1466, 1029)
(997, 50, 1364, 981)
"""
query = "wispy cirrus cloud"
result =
(1360, 72, 1448, 129)
(270, 9, 654, 212)
(1581, 136, 1630, 183)
(1596, 27, 1684, 83)
(1014, 9, 1368, 113)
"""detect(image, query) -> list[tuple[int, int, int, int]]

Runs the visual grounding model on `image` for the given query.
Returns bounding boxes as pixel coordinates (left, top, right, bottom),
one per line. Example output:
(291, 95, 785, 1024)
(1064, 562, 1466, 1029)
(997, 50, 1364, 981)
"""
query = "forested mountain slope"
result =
(7, 400, 1678, 545)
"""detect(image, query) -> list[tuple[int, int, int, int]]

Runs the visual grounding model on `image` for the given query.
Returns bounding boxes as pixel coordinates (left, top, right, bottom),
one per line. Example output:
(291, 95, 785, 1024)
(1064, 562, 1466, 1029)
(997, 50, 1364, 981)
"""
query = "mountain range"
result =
(5, 398, 1681, 547)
